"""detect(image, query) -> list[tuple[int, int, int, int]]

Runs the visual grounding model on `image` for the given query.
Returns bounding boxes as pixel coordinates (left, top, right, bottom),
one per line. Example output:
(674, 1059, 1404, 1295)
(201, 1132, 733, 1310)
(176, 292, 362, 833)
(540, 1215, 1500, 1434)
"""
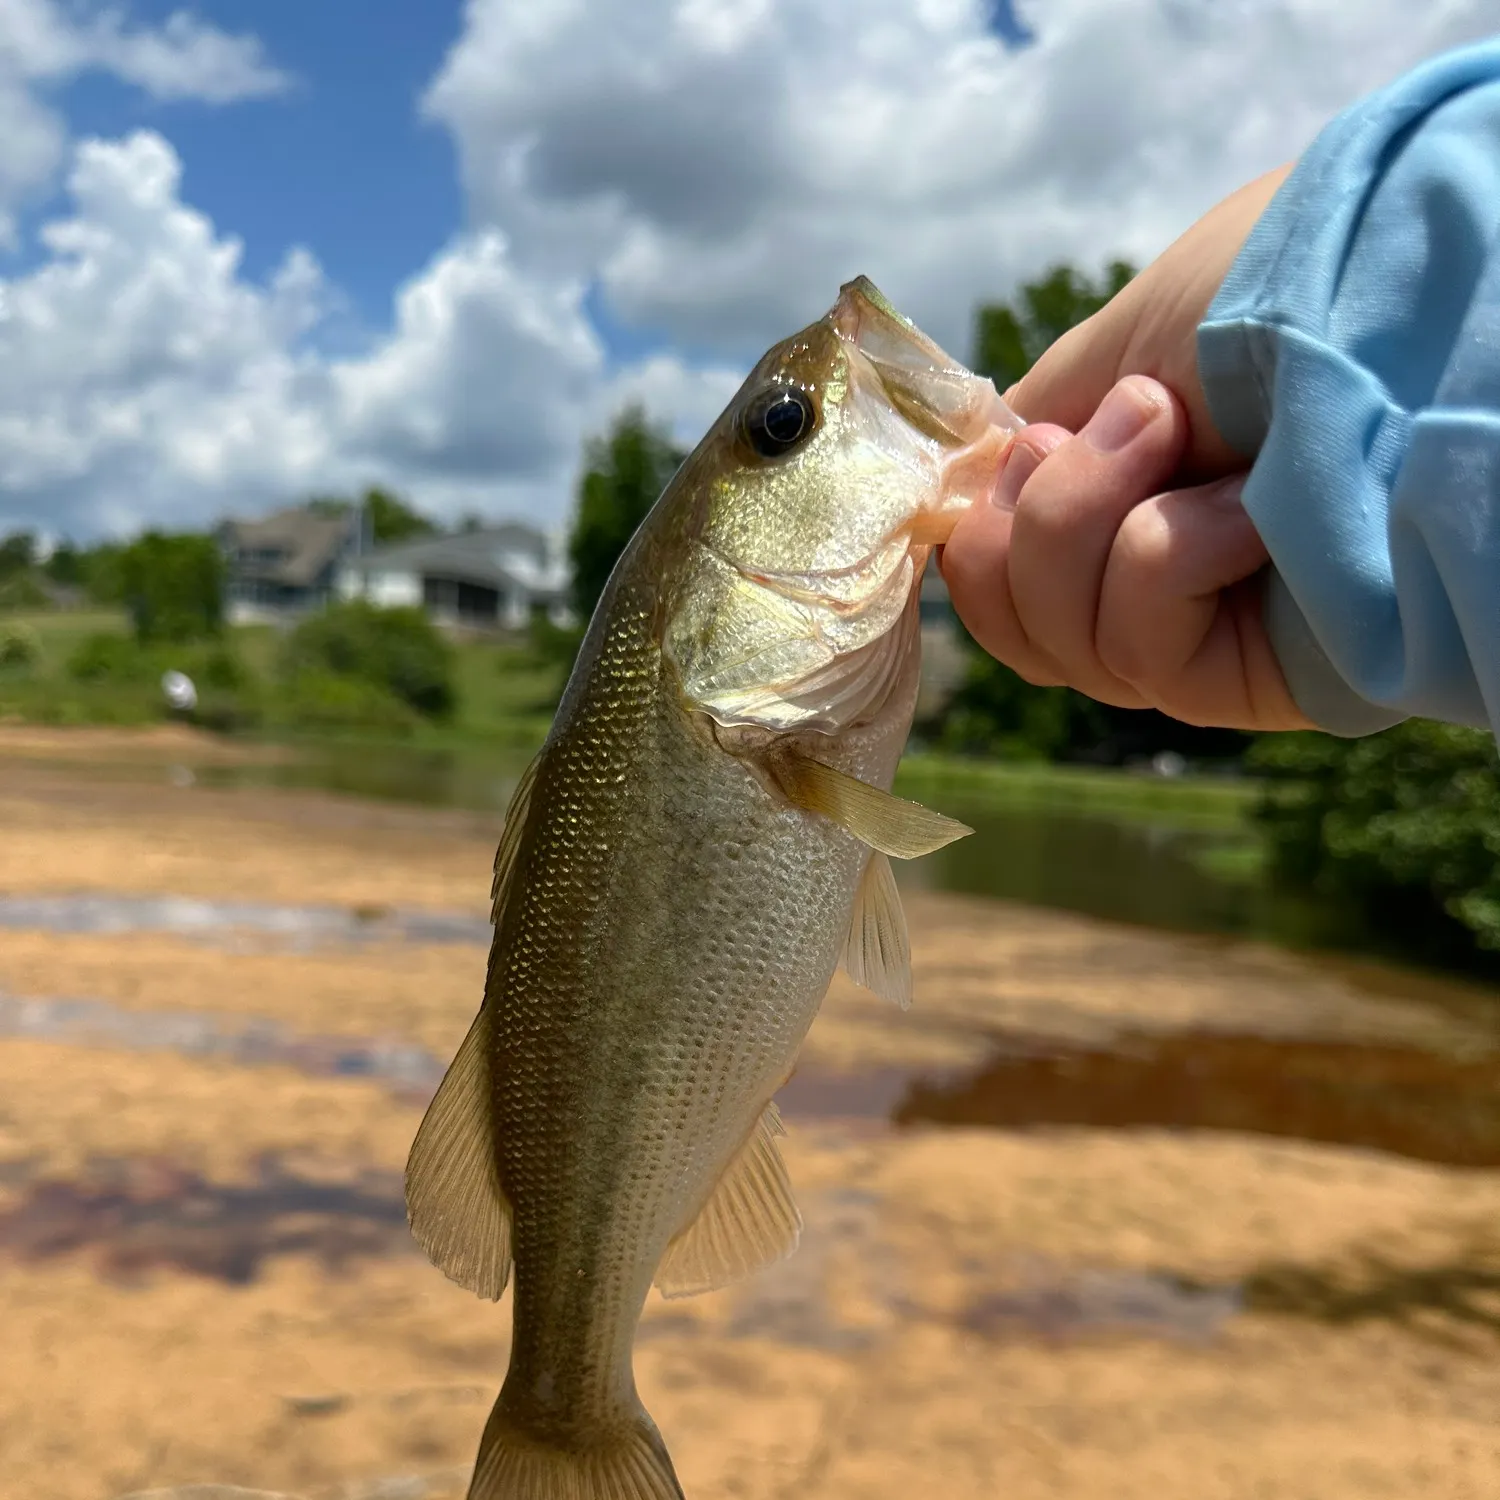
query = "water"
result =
(0, 893, 492, 951)
(890, 1031, 1500, 1168)
(0, 1155, 412, 1284)
(0, 991, 446, 1096)
(907, 798, 1290, 941)
(4, 983, 1495, 1172)
(16, 740, 1286, 944)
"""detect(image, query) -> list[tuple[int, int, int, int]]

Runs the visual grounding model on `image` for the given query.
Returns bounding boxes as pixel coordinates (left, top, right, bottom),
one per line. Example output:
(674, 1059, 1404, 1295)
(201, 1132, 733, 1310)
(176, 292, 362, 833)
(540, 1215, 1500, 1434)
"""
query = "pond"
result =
(29, 737, 1324, 948)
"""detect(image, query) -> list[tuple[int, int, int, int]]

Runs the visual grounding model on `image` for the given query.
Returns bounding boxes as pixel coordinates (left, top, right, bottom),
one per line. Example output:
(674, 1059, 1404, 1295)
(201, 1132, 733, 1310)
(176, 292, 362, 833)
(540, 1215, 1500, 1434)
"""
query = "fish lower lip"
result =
(908, 513, 960, 545)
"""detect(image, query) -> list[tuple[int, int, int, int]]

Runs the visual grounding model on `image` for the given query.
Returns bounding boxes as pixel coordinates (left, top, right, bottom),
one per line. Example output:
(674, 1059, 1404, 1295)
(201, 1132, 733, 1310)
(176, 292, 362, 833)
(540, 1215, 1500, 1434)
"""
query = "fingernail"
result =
(1206, 473, 1248, 508)
(1081, 378, 1159, 453)
(991, 439, 1044, 511)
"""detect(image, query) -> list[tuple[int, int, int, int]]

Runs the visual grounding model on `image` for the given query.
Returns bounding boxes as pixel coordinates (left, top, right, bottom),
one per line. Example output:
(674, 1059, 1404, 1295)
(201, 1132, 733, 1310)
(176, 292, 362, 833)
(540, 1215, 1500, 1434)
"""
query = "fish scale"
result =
(404, 276, 1019, 1500)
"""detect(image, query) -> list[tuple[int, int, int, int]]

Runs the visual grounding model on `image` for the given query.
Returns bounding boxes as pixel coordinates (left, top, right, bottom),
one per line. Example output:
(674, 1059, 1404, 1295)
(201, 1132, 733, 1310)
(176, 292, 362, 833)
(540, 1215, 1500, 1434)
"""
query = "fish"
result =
(405, 275, 1020, 1500)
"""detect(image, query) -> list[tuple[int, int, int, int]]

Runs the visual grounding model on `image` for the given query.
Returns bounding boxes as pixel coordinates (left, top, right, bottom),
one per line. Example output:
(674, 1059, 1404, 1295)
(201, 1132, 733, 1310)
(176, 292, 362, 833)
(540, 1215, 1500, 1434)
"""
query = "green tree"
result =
(43, 541, 82, 587)
(569, 406, 685, 620)
(1249, 722, 1500, 971)
(117, 532, 224, 644)
(972, 259, 1135, 392)
(77, 542, 125, 605)
(0, 531, 36, 581)
(307, 489, 437, 545)
(932, 259, 1254, 766)
(364, 487, 436, 545)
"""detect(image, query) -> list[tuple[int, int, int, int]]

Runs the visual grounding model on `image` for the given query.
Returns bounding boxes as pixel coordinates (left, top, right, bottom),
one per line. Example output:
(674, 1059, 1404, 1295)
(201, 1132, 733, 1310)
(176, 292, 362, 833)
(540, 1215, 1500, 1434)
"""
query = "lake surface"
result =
(34, 738, 1325, 948)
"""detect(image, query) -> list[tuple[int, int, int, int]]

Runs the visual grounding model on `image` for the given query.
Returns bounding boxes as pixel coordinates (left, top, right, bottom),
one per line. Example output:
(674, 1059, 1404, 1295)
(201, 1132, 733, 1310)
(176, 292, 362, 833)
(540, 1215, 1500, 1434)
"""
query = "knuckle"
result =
(1095, 625, 1151, 688)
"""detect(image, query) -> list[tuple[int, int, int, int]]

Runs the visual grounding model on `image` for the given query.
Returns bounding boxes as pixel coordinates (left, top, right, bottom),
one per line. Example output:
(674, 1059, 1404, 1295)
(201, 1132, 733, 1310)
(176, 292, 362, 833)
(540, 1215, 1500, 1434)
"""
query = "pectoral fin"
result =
(655, 1102, 801, 1299)
(843, 851, 912, 1009)
(405, 1005, 512, 1301)
(772, 751, 971, 859)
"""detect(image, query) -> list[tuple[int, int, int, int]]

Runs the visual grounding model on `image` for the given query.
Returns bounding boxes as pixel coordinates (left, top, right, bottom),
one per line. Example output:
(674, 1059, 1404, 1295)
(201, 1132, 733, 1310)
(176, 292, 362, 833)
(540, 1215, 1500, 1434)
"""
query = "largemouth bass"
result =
(406, 277, 1019, 1500)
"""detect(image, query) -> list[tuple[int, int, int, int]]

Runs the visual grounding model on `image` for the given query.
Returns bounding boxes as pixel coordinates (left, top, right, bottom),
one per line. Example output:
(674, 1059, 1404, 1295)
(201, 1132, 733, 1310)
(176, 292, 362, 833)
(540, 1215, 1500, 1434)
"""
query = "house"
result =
(337, 523, 571, 631)
(219, 505, 364, 624)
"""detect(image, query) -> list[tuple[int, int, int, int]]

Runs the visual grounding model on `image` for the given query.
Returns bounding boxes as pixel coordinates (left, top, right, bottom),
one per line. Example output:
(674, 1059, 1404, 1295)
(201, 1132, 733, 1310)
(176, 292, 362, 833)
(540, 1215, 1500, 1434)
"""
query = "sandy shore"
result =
(0, 722, 293, 764)
(0, 759, 1496, 1499)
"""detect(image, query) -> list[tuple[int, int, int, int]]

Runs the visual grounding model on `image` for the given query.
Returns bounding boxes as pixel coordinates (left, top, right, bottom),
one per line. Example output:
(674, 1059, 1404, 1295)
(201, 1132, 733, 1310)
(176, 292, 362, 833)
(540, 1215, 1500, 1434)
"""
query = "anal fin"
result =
(405, 1005, 512, 1301)
(654, 1102, 801, 1299)
(843, 851, 912, 1009)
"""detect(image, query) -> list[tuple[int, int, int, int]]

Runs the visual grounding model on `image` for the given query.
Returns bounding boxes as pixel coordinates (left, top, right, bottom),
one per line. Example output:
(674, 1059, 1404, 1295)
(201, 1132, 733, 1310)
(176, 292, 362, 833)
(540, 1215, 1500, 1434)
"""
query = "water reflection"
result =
(0, 992, 445, 1097)
(956, 1259, 1241, 1346)
(6, 983, 1495, 1172)
(0, 1155, 412, 1283)
(902, 795, 1329, 945)
(893, 1030, 1500, 1168)
(13, 743, 1284, 942)
(0, 893, 491, 951)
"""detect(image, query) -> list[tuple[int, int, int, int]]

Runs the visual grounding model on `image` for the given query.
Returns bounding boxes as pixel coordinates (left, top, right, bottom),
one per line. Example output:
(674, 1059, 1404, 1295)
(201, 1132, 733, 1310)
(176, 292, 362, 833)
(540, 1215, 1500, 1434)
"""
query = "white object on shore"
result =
(161, 670, 197, 712)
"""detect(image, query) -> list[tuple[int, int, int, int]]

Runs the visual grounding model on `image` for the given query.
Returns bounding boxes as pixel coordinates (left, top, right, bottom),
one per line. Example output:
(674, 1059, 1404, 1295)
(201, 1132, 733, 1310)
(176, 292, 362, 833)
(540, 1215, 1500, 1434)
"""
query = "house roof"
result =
(343, 525, 567, 599)
(221, 507, 357, 588)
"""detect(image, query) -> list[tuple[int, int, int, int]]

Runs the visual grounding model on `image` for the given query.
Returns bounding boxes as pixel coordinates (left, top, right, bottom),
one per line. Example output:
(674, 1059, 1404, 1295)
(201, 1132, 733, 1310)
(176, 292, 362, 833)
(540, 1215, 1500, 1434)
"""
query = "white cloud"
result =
(69, 8, 293, 104)
(5, 0, 1500, 540)
(0, 0, 290, 241)
(0, 132, 610, 537)
(427, 0, 1500, 358)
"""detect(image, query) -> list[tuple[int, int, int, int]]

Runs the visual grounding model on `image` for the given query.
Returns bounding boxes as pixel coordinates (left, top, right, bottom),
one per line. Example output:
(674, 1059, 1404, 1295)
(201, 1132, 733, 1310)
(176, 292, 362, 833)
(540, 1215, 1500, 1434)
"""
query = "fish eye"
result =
(742, 386, 817, 459)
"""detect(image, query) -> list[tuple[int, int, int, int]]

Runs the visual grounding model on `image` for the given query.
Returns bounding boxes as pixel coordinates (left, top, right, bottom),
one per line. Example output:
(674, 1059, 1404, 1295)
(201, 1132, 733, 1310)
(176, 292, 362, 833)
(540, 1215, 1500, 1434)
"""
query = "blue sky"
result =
(38, 0, 464, 333)
(24, 0, 1038, 363)
(0, 0, 1486, 538)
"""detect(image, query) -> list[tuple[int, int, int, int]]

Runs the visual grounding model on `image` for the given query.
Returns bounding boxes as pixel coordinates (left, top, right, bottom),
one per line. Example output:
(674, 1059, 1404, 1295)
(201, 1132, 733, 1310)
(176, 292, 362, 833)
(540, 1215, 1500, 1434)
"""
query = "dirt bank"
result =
(0, 764, 1495, 1500)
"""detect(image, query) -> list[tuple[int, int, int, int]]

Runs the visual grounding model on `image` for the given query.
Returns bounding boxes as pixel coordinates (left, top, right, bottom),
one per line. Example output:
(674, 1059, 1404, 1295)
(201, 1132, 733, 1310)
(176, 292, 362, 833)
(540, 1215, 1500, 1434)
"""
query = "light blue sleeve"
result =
(1198, 40, 1500, 736)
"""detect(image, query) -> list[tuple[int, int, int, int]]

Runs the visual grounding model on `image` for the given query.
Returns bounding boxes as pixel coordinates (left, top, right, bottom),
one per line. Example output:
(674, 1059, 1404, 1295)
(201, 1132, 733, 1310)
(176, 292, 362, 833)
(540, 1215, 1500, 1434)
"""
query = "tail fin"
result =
(467, 1392, 684, 1500)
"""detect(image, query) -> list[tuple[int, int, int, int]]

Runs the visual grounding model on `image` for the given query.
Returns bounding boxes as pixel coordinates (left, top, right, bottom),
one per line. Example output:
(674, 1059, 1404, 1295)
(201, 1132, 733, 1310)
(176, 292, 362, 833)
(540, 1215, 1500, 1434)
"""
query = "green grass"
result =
(0, 609, 1265, 851)
(6, 608, 131, 653)
(0, 608, 569, 747)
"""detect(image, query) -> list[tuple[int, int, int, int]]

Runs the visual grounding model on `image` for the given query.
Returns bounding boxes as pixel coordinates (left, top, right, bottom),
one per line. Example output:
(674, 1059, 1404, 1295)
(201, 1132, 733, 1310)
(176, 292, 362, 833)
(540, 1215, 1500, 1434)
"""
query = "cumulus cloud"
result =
(5, 0, 1500, 538)
(427, 0, 1500, 357)
(0, 132, 610, 537)
(0, 0, 289, 241)
(67, 8, 293, 104)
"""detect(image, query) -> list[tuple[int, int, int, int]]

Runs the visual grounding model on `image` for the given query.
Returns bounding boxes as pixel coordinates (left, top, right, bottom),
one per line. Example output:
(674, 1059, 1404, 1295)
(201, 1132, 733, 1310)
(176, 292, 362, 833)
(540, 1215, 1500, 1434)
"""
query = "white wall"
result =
(338, 567, 422, 608)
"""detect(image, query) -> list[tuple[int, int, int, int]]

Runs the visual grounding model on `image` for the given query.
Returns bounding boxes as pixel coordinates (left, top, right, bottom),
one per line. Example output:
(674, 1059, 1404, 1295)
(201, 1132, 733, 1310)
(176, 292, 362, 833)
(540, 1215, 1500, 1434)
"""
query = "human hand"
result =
(1007, 165, 1292, 478)
(940, 374, 1311, 731)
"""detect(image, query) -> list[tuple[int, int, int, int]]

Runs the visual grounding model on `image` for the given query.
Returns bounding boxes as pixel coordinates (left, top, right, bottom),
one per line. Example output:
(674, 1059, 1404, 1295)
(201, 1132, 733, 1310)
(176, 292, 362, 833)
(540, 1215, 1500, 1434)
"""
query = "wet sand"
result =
(0, 758, 1497, 1499)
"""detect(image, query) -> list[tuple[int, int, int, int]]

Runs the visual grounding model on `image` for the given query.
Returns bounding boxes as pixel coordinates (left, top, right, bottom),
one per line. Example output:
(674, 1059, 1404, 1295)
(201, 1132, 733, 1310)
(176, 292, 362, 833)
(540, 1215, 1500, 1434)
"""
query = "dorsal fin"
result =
(490, 748, 545, 924)
(654, 1102, 801, 1299)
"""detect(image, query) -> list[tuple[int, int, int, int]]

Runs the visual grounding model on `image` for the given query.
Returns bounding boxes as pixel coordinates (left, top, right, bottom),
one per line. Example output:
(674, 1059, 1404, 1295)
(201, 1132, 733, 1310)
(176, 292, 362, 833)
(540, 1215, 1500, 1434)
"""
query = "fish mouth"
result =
(830, 276, 1021, 545)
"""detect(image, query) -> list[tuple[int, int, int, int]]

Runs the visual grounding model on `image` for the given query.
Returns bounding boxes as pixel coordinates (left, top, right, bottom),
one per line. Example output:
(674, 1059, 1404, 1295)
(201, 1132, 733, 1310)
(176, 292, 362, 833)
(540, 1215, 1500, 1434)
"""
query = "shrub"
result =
(0, 622, 41, 674)
(280, 601, 457, 719)
(0, 572, 50, 612)
(275, 670, 419, 735)
(1250, 721, 1500, 966)
(67, 632, 148, 682)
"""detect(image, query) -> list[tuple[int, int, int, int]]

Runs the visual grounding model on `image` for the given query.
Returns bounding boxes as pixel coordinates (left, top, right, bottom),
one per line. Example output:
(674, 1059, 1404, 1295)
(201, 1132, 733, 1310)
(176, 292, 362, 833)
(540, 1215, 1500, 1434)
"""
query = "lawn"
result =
(0, 607, 567, 748)
(0, 606, 1265, 845)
